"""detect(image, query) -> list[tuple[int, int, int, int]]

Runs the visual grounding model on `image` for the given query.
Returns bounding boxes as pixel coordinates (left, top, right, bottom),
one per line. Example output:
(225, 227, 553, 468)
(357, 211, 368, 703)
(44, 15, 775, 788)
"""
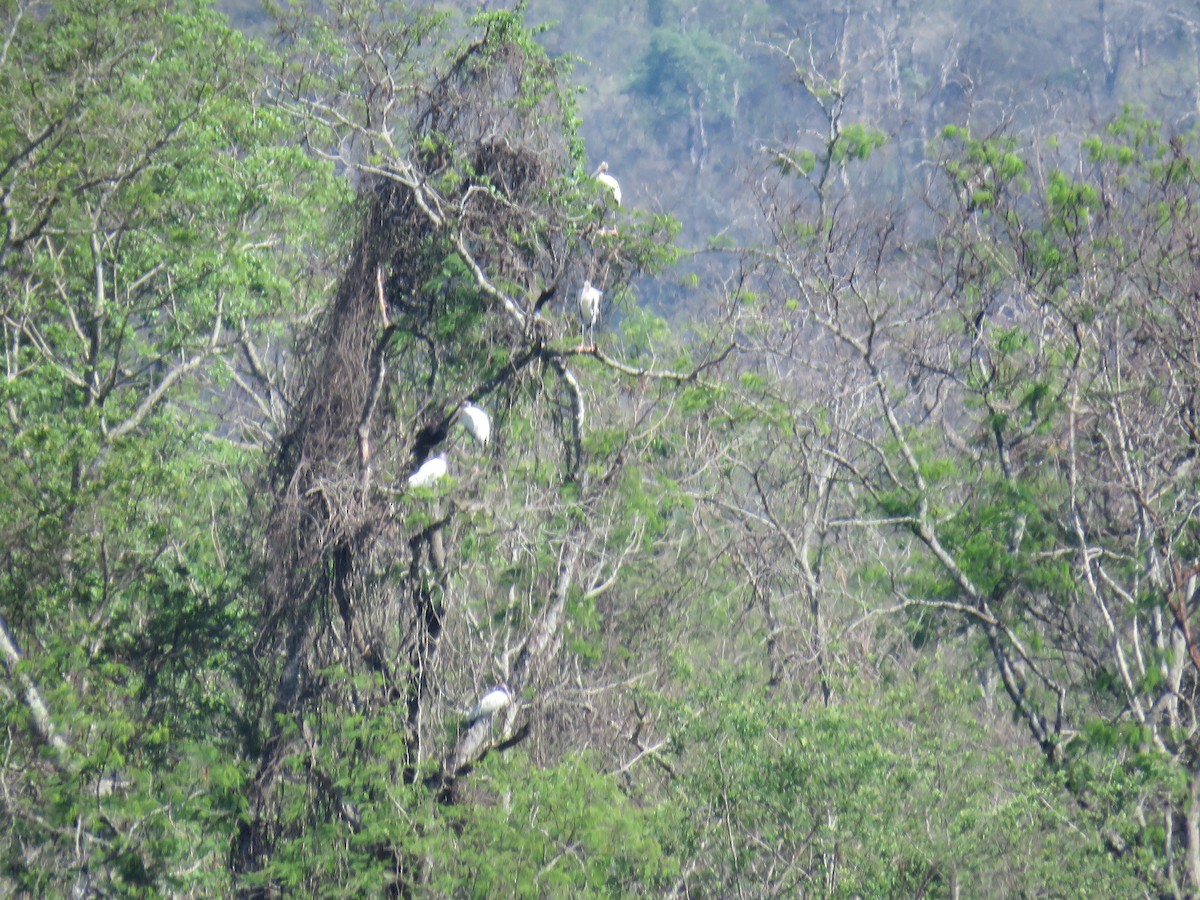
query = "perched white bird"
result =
(457, 401, 491, 447)
(468, 684, 512, 723)
(406, 454, 448, 489)
(578, 280, 602, 350)
(593, 161, 622, 206)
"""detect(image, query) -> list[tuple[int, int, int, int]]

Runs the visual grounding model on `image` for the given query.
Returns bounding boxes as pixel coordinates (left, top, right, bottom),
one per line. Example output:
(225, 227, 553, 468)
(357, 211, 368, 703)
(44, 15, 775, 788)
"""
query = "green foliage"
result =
(1093, 106, 1165, 163)
(771, 148, 818, 177)
(661, 670, 1142, 896)
(428, 753, 679, 896)
(617, 305, 672, 362)
(628, 28, 744, 125)
(1046, 169, 1101, 220)
(940, 128, 1029, 209)
(0, 0, 343, 891)
(831, 123, 888, 164)
(6, 0, 1200, 893)
(243, 701, 679, 897)
(1059, 730, 1189, 889)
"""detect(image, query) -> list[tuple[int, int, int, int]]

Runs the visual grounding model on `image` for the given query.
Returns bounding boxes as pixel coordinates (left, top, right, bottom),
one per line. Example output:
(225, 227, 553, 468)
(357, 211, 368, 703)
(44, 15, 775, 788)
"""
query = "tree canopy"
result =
(4, 0, 1200, 894)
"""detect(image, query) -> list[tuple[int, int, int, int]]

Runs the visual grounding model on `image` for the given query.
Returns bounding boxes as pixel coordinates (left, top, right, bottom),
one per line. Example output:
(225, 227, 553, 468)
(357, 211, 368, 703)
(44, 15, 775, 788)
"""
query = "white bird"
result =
(406, 454, 448, 489)
(578, 280, 602, 350)
(457, 401, 491, 447)
(467, 684, 512, 723)
(593, 161, 622, 206)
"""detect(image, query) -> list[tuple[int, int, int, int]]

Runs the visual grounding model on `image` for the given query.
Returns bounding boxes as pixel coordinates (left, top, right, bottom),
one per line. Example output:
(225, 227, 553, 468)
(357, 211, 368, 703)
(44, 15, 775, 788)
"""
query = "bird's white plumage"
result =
(468, 684, 512, 722)
(407, 454, 448, 488)
(578, 280, 602, 349)
(579, 280, 602, 326)
(593, 161, 622, 206)
(458, 403, 491, 446)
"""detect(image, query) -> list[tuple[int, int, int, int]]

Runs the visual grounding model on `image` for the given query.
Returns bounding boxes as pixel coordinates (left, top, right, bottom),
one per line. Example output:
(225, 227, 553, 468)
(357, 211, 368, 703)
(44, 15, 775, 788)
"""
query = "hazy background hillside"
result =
(216, 0, 1200, 306)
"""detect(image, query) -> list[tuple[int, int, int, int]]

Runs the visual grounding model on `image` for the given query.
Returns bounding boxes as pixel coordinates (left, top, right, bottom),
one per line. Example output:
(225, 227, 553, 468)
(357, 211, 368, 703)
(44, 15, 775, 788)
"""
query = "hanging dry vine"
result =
(233, 8, 712, 885)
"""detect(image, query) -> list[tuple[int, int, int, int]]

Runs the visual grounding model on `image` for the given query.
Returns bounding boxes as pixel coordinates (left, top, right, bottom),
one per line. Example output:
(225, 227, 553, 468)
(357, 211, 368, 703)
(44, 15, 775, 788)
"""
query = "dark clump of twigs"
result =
(236, 15, 582, 880)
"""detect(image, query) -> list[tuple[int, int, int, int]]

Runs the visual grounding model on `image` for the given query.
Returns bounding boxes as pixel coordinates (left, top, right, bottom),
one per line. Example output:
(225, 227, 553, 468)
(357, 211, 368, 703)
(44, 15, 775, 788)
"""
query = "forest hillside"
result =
(3, 0, 1200, 894)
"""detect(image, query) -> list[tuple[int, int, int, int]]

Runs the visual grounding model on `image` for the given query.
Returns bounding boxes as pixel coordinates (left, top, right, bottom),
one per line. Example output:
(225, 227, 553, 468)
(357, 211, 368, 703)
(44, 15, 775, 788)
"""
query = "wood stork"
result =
(457, 401, 491, 447)
(467, 684, 512, 723)
(578, 280, 602, 350)
(406, 454, 448, 489)
(593, 161, 622, 206)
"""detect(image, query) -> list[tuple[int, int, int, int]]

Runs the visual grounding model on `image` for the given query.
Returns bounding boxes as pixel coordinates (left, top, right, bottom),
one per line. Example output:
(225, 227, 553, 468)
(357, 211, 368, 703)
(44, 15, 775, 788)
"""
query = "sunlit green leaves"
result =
(424, 752, 679, 896)
(0, 0, 342, 891)
(831, 123, 887, 164)
(661, 670, 1142, 895)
